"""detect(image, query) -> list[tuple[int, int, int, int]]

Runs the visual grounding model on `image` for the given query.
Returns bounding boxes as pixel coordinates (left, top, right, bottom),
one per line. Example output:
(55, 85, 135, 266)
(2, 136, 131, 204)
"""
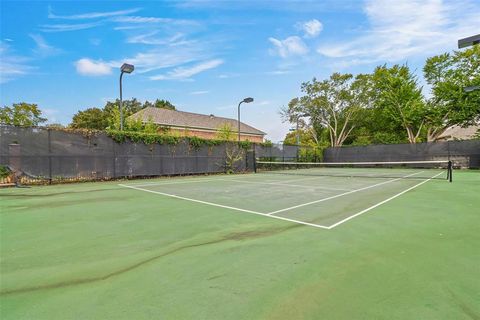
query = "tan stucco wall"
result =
(167, 128, 264, 143)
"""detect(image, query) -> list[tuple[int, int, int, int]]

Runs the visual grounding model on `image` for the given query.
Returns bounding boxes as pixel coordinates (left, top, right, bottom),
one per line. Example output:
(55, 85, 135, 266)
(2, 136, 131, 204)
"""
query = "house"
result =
(129, 107, 266, 143)
(437, 125, 480, 141)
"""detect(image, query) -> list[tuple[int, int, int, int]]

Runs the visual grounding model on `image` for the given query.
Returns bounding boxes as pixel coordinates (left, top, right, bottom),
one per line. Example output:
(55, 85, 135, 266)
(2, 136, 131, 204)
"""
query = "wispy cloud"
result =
(40, 22, 101, 32)
(48, 7, 141, 20)
(30, 34, 61, 57)
(256, 100, 272, 106)
(296, 19, 323, 38)
(112, 15, 195, 25)
(75, 58, 112, 76)
(266, 70, 291, 75)
(126, 32, 193, 46)
(190, 90, 209, 95)
(269, 36, 309, 58)
(150, 59, 224, 80)
(317, 0, 480, 65)
(89, 38, 102, 46)
(0, 42, 33, 83)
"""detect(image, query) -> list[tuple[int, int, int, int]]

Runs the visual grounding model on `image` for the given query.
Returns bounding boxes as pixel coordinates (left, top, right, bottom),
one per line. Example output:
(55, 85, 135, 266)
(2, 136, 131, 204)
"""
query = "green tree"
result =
(0, 103, 47, 126)
(423, 45, 480, 141)
(70, 108, 109, 130)
(372, 64, 426, 144)
(215, 123, 236, 141)
(144, 99, 176, 110)
(283, 73, 369, 147)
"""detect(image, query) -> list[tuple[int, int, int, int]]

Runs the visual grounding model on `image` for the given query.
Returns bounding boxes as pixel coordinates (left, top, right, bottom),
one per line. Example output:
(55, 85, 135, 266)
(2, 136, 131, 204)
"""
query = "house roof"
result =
(130, 107, 266, 135)
(437, 125, 480, 140)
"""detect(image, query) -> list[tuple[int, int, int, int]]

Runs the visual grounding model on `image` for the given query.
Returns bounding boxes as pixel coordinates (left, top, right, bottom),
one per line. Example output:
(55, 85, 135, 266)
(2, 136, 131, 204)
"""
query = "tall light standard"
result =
(237, 97, 254, 142)
(119, 63, 134, 131)
(458, 34, 480, 93)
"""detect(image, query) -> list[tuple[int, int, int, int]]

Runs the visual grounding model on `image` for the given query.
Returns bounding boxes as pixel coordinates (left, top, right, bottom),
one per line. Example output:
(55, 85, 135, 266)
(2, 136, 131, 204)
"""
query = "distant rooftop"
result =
(437, 125, 479, 141)
(130, 107, 266, 135)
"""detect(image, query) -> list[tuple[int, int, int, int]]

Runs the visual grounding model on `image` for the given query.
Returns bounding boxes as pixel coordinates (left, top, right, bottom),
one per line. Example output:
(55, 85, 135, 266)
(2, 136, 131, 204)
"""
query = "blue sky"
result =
(1, 0, 479, 141)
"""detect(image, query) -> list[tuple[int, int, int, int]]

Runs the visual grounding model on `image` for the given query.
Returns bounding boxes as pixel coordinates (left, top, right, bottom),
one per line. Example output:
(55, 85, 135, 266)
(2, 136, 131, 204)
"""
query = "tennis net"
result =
(255, 160, 453, 181)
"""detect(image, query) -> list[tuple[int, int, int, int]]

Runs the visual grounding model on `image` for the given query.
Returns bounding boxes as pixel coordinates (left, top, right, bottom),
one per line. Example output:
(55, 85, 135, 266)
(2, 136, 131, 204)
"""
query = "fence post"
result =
(253, 143, 257, 173)
(48, 128, 52, 184)
(112, 138, 116, 179)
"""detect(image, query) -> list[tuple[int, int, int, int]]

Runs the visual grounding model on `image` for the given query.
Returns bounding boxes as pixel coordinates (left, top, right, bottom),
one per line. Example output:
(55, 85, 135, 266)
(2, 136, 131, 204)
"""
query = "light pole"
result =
(237, 97, 254, 142)
(458, 34, 479, 93)
(119, 63, 134, 131)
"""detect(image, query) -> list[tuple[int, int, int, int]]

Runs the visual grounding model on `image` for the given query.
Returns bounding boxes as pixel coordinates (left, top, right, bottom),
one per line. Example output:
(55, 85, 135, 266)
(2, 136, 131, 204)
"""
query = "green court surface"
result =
(1, 170, 479, 319)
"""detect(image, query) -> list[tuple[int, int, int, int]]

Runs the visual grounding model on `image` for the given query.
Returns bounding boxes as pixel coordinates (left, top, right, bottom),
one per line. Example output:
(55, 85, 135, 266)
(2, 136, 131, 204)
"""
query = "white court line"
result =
(326, 171, 444, 229)
(118, 184, 330, 229)
(267, 171, 423, 215)
(218, 178, 351, 192)
(126, 178, 221, 187)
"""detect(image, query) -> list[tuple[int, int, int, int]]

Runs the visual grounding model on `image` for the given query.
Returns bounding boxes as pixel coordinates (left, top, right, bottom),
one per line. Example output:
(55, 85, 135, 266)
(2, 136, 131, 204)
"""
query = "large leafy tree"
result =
(372, 64, 426, 144)
(423, 45, 480, 141)
(0, 102, 47, 126)
(70, 107, 109, 130)
(283, 73, 369, 147)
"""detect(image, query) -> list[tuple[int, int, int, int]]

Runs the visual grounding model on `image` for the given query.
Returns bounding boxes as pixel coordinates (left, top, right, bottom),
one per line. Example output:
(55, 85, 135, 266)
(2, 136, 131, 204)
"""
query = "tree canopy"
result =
(423, 46, 480, 141)
(0, 103, 47, 126)
(283, 45, 480, 146)
(69, 99, 177, 130)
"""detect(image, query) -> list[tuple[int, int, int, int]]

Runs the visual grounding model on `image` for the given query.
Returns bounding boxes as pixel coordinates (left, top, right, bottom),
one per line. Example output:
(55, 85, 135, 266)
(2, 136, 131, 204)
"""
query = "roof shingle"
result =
(130, 107, 266, 135)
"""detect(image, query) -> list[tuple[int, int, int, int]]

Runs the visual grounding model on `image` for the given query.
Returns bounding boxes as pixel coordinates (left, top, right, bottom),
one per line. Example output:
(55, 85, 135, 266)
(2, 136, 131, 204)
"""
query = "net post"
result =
(448, 160, 453, 182)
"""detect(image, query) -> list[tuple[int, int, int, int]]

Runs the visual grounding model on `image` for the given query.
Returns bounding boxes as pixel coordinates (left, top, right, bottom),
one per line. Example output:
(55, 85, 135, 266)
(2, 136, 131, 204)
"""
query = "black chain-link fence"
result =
(254, 143, 322, 162)
(323, 140, 480, 168)
(0, 126, 253, 184)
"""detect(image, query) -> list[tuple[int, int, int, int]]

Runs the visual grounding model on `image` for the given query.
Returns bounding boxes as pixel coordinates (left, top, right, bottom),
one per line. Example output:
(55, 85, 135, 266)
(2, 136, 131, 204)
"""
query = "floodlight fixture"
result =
(458, 34, 480, 49)
(121, 63, 134, 74)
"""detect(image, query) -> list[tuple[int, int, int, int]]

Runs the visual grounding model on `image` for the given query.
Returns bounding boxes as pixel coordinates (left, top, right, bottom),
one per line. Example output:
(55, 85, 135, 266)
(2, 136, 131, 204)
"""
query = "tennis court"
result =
(1, 165, 479, 319)
(119, 161, 451, 229)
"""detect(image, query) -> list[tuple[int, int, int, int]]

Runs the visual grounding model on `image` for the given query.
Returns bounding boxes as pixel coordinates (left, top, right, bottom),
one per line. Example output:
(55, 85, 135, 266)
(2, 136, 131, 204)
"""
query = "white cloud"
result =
(297, 19, 323, 38)
(0, 42, 33, 83)
(30, 34, 61, 57)
(150, 59, 223, 80)
(190, 90, 209, 95)
(317, 0, 480, 64)
(48, 7, 141, 20)
(75, 58, 112, 76)
(40, 22, 101, 32)
(269, 36, 309, 58)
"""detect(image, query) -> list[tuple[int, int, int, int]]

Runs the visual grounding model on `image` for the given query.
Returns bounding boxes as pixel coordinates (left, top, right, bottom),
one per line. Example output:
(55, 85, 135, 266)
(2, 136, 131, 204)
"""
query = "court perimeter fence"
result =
(323, 140, 480, 168)
(1, 125, 479, 185)
(0, 125, 255, 184)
